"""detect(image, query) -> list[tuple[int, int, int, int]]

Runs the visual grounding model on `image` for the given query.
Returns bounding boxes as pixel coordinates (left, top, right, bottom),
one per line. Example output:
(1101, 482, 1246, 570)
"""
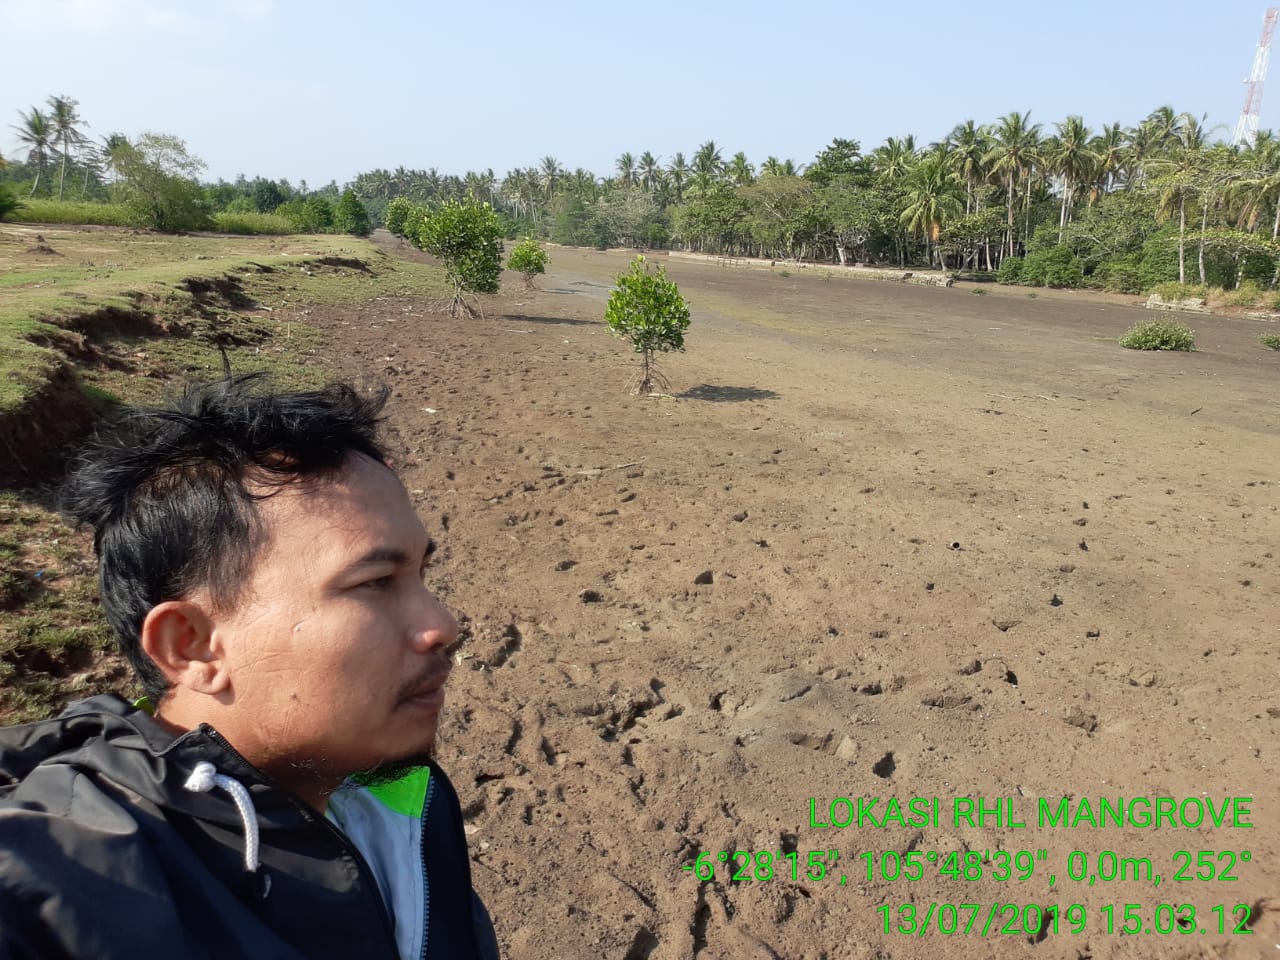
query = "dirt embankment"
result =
(0, 254, 358, 489)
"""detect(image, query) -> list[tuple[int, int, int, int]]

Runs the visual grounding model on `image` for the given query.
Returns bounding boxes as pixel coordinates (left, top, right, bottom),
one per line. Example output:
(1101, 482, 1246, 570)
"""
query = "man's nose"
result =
(411, 589, 459, 654)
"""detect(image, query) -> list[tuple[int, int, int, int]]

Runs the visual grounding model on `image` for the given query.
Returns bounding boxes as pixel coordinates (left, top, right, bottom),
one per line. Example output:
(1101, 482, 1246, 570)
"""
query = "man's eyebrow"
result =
(347, 541, 436, 569)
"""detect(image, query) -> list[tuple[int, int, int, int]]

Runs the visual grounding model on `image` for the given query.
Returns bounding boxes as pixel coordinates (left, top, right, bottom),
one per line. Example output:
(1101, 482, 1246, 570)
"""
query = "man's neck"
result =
(155, 702, 337, 814)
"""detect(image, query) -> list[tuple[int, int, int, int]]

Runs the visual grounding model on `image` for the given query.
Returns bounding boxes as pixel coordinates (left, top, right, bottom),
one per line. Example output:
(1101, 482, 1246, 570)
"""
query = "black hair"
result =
(60, 373, 391, 702)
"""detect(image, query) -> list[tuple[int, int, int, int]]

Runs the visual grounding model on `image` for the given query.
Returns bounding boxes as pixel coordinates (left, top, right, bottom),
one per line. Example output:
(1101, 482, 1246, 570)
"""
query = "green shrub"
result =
(996, 256, 1024, 285)
(0, 185, 22, 222)
(277, 196, 336, 233)
(970, 287, 988, 296)
(644, 220, 669, 249)
(1119, 320, 1196, 351)
(1261, 333, 1280, 350)
(111, 135, 214, 232)
(334, 190, 371, 237)
(1017, 244, 1084, 288)
(10, 199, 133, 226)
(212, 210, 295, 235)
(1238, 250, 1277, 287)
(384, 197, 413, 237)
(221, 196, 257, 215)
(412, 197, 504, 315)
(1222, 280, 1263, 307)
(1136, 229, 1182, 290)
(605, 255, 691, 395)
(1093, 255, 1143, 294)
(507, 236, 548, 288)
(1150, 281, 1209, 302)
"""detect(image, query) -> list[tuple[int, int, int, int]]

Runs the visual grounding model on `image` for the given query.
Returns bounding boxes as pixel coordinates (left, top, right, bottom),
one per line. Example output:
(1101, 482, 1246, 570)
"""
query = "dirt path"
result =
(324, 240, 1279, 959)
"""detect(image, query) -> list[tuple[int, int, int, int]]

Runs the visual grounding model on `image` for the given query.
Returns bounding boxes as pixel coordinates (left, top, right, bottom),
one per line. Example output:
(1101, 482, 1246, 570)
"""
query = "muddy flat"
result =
(320, 239, 1278, 959)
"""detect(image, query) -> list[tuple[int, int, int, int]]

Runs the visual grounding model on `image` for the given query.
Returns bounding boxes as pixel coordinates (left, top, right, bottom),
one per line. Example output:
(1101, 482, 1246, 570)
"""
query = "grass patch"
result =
(1261, 333, 1280, 350)
(213, 210, 297, 235)
(10, 199, 135, 227)
(970, 288, 988, 296)
(0, 226, 449, 414)
(1119, 319, 1196, 351)
(1150, 281, 1209, 302)
(0, 493, 128, 725)
(1221, 281, 1263, 308)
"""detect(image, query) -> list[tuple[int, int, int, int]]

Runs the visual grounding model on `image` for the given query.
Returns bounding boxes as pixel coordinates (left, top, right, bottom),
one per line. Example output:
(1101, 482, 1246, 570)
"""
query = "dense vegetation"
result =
(9, 94, 1280, 299)
(348, 110, 1280, 299)
(3, 95, 370, 236)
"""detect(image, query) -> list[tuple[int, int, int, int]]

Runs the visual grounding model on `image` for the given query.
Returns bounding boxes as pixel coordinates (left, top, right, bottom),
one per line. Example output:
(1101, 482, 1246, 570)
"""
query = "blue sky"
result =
(3, 0, 1274, 187)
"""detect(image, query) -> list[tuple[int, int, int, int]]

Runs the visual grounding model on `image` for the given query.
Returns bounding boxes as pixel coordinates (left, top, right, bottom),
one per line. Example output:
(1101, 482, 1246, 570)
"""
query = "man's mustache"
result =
(394, 656, 452, 704)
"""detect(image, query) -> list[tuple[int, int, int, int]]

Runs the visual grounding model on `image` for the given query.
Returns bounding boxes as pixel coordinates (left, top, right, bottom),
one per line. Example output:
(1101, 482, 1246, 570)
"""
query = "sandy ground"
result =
(311, 239, 1278, 960)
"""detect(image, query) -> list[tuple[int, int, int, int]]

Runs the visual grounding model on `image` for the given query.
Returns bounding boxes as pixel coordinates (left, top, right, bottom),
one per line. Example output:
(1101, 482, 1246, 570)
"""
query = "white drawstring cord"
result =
(184, 760, 261, 872)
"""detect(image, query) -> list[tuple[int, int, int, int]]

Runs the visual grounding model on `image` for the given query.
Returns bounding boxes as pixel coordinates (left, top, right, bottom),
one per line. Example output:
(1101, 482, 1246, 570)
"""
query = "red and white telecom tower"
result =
(1234, 8, 1279, 146)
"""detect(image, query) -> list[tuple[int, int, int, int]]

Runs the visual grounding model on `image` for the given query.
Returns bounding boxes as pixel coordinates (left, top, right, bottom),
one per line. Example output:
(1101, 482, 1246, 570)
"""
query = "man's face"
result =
(209, 453, 457, 787)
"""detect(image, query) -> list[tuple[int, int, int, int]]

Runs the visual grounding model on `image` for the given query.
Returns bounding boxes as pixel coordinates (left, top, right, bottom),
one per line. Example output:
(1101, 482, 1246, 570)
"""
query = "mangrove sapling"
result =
(604, 255, 691, 395)
(413, 197, 503, 317)
(507, 236, 548, 290)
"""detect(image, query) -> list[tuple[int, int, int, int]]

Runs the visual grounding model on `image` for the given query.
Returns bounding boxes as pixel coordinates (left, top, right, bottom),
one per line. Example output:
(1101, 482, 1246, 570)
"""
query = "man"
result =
(0, 374, 499, 959)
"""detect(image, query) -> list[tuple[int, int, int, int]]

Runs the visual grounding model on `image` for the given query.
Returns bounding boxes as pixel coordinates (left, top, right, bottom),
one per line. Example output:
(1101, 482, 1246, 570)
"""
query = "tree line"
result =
(351, 109, 1280, 294)
(9, 97, 1280, 294)
(2, 96, 368, 235)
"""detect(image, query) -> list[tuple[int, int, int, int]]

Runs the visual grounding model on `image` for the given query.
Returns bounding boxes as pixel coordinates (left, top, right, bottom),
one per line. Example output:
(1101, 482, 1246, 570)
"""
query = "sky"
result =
(3, 0, 1275, 188)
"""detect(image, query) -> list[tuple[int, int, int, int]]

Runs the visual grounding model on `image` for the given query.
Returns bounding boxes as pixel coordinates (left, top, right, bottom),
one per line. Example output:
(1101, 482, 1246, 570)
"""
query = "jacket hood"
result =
(0, 693, 312, 832)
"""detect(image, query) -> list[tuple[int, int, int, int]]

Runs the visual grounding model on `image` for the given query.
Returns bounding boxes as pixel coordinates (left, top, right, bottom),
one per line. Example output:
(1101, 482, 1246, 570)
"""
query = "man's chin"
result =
(351, 749, 435, 788)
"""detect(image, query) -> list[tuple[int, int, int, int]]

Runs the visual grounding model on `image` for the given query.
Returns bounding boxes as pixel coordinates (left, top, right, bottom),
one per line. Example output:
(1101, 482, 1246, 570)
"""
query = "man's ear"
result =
(140, 601, 229, 695)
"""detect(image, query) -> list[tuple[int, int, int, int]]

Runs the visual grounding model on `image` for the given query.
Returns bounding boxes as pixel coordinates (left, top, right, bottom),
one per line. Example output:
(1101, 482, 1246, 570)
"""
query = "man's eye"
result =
(363, 575, 395, 591)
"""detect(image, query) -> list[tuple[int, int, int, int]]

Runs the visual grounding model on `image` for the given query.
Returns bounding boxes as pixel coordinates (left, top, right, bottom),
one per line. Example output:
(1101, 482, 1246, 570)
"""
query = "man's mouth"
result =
(397, 662, 451, 710)
(402, 685, 445, 711)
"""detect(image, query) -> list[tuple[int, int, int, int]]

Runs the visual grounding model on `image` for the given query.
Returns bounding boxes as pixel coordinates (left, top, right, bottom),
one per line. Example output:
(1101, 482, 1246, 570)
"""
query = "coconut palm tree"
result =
(900, 154, 963, 268)
(1048, 115, 1098, 241)
(760, 157, 800, 178)
(690, 140, 724, 195)
(1091, 122, 1125, 197)
(638, 151, 661, 192)
(569, 167, 598, 202)
(1123, 120, 1164, 189)
(871, 136, 917, 182)
(985, 112, 1041, 256)
(727, 151, 754, 186)
(97, 132, 131, 188)
(11, 106, 53, 197)
(667, 152, 688, 202)
(1149, 113, 1209, 284)
(616, 152, 636, 187)
(947, 120, 990, 214)
(539, 156, 563, 202)
(47, 95, 86, 201)
(1144, 105, 1181, 150)
(1233, 132, 1280, 239)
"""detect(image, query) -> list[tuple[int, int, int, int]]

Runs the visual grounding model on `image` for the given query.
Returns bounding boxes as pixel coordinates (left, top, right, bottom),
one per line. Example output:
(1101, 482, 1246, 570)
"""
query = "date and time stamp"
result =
(679, 795, 1264, 938)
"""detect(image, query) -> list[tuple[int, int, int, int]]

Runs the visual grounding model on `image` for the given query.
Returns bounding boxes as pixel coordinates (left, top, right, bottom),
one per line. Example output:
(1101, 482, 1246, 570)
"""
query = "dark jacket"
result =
(0, 694, 498, 959)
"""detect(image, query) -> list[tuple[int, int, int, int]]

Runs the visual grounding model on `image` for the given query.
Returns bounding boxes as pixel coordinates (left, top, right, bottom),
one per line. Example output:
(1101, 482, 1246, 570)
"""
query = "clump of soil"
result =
(26, 234, 62, 256)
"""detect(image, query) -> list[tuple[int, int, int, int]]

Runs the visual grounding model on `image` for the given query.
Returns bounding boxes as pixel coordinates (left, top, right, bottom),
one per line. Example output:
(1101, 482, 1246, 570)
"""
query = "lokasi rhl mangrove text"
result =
(807, 796, 1254, 830)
